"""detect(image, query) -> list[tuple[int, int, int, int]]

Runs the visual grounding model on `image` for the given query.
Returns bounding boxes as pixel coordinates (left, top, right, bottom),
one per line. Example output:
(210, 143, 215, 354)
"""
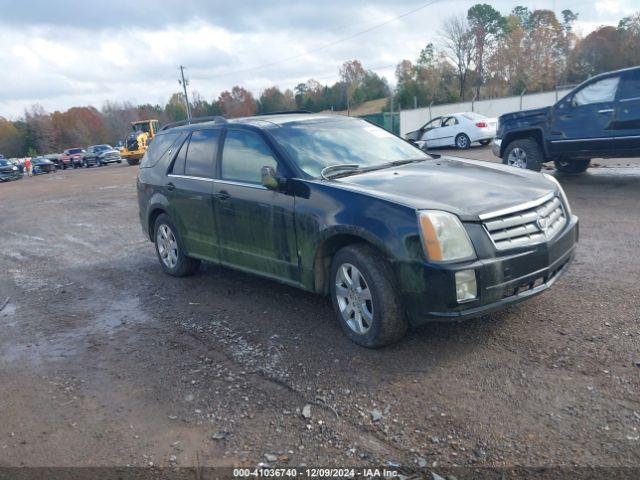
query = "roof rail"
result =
(160, 115, 228, 131)
(253, 110, 313, 116)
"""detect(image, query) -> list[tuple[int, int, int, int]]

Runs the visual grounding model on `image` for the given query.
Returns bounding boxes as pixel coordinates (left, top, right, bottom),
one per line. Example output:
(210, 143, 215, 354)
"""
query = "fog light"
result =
(455, 269, 477, 303)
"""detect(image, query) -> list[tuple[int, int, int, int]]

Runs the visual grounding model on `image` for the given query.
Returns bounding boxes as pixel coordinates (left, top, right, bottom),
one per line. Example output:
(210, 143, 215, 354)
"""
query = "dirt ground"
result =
(0, 148, 639, 475)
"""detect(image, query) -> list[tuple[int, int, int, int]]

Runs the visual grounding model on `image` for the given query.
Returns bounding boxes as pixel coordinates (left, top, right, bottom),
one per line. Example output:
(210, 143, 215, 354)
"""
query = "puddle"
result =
(0, 295, 152, 367)
(0, 303, 16, 318)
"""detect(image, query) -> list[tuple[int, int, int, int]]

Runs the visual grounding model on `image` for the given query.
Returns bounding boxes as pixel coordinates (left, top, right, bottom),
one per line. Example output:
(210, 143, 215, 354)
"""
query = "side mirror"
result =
(261, 166, 281, 190)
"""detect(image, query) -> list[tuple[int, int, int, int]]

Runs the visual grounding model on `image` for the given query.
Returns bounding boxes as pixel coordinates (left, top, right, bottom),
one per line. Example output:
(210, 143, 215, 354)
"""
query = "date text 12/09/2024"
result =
(233, 467, 399, 477)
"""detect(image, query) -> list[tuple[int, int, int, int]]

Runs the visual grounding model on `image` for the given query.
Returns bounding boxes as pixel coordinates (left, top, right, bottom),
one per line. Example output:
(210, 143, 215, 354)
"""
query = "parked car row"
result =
(0, 144, 123, 184)
(57, 145, 122, 169)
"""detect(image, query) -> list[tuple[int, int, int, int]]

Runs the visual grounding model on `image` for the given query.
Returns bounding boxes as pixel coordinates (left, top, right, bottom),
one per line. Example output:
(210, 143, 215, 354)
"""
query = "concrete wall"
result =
(399, 89, 572, 136)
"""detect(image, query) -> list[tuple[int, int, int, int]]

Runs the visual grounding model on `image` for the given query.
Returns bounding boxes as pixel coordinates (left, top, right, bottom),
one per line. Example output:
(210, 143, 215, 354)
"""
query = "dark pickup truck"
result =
(493, 66, 640, 173)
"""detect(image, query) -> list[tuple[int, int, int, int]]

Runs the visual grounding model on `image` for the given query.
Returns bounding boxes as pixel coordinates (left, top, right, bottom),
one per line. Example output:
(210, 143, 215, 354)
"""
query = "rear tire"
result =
(502, 138, 544, 172)
(455, 133, 471, 150)
(153, 214, 200, 277)
(554, 158, 590, 174)
(330, 244, 407, 348)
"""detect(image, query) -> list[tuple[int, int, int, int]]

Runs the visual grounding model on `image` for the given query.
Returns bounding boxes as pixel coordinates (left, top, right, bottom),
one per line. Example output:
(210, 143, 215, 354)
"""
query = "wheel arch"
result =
(312, 228, 393, 295)
(501, 128, 548, 158)
(147, 206, 168, 241)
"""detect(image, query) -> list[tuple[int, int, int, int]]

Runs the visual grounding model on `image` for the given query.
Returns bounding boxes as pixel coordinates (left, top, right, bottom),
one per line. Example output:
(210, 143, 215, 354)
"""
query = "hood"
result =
(98, 148, 119, 156)
(499, 106, 551, 123)
(332, 158, 556, 221)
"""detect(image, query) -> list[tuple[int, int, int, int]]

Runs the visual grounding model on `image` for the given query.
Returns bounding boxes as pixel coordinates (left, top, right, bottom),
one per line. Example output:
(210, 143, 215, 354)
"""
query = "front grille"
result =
(104, 152, 119, 160)
(484, 196, 566, 250)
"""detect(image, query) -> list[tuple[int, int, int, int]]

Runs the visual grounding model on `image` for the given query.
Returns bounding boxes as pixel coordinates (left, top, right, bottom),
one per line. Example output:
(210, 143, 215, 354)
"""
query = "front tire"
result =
(330, 244, 407, 348)
(153, 214, 200, 277)
(502, 138, 544, 172)
(127, 159, 139, 166)
(554, 158, 590, 174)
(455, 133, 471, 150)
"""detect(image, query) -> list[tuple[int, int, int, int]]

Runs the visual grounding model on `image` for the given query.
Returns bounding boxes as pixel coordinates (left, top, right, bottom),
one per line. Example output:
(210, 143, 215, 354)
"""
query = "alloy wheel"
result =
(507, 147, 528, 168)
(156, 224, 179, 269)
(334, 263, 374, 334)
(457, 135, 469, 149)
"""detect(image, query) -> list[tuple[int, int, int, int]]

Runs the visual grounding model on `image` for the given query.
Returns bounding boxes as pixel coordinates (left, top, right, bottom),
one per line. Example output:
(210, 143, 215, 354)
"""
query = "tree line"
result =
(0, 4, 638, 157)
(394, 5, 640, 108)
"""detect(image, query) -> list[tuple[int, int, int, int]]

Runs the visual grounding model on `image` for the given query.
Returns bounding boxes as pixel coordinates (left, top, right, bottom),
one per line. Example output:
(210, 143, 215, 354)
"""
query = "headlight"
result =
(543, 173, 572, 216)
(418, 211, 476, 263)
(12, 166, 17, 170)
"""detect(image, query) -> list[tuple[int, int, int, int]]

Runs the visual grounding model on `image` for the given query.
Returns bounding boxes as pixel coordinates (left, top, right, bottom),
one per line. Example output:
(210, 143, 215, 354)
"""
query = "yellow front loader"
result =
(121, 119, 160, 166)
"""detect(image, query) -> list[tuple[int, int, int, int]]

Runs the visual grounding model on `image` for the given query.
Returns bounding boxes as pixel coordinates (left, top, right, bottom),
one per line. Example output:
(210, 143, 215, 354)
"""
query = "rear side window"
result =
(141, 132, 180, 168)
(184, 129, 219, 178)
(221, 130, 278, 184)
(170, 135, 190, 175)
(619, 70, 640, 101)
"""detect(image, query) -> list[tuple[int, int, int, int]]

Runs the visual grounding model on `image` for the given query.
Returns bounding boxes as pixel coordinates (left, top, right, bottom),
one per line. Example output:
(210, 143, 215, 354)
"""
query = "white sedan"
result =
(405, 112, 497, 150)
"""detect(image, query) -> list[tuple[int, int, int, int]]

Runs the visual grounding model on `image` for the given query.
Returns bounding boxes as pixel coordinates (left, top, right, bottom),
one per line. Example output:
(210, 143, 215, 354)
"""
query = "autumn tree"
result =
(467, 3, 506, 100)
(257, 87, 296, 113)
(522, 9, 567, 91)
(217, 86, 257, 118)
(0, 119, 25, 157)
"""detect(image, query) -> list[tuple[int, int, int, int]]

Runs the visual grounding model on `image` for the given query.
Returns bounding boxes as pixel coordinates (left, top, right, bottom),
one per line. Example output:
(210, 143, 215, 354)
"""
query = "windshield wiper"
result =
(320, 164, 360, 180)
(321, 158, 429, 180)
(385, 158, 428, 167)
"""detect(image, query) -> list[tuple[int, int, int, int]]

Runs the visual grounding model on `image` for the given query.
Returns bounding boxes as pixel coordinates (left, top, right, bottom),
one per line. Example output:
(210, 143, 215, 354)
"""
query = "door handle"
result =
(215, 190, 230, 201)
(166, 182, 175, 191)
(598, 108, 614, 114)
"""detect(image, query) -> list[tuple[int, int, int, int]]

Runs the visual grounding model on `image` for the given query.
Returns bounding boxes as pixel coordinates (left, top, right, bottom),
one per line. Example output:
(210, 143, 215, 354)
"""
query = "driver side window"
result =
(221, 130, 278, 184)
(441, 117, 458, 127)
(573, 76, 620, 107)
(423, 118, 441, 130)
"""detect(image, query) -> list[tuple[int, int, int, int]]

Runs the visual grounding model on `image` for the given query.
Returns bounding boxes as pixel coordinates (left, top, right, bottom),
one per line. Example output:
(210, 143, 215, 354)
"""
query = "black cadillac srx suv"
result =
(494, 66, 640, 174)
(137, 113, 578, 347)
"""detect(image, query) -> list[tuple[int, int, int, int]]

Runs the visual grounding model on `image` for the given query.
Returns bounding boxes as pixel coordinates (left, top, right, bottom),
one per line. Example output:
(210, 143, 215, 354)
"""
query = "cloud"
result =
(0, 0, 635, 118)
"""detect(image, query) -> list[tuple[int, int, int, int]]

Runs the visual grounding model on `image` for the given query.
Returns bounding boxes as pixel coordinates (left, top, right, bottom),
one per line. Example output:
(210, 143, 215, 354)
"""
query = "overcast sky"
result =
(0, 0, 637, 118)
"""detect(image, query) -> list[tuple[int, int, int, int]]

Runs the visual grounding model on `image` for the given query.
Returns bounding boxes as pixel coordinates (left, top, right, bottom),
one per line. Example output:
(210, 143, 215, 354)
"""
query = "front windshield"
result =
(269, 117, 428, 178)
(0, 159, 9, 166)
(69, 148, 84, 154)
(133, 123, 150, 133)
(96, 145, 111, 151)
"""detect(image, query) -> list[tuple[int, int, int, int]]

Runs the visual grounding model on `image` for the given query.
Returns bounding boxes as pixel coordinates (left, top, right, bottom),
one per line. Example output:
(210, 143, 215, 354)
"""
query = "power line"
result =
(207, 0, 445, 79)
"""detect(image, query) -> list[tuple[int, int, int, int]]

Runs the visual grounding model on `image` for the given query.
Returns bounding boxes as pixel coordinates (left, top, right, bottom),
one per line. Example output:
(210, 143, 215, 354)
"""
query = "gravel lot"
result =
(0, 148, 639, 474)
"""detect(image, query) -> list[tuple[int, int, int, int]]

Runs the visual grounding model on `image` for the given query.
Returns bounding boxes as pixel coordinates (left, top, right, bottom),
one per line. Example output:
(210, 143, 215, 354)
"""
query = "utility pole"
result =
(178, 65, 192, 122)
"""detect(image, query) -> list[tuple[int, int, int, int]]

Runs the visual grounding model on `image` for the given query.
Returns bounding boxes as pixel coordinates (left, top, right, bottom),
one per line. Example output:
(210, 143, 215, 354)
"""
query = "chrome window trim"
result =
(167, 173, 213, 182)
(214, 179, 267, 190)
(166, 174, 269, 190)
(619, 96, 640, 103)
(479, 192, 555, 221)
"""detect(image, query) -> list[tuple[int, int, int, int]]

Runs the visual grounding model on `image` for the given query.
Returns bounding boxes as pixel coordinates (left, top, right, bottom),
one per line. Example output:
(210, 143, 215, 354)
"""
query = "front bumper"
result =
(402, 214, 578, 325)
(122, 149, 146, 160)
(0, 171, 22, 181)
(492, 138, 502, 158)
